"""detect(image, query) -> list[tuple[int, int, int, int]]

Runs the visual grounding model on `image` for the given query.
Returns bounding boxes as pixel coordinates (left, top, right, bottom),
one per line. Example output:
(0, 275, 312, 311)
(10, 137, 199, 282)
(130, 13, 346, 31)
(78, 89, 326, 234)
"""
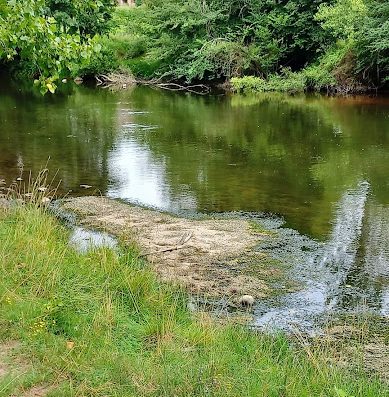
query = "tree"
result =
(356, 0, 389, 86)
(315, 0, 366, 40)
(124, 0, 333, 82)
(0, 0, 111, 93)
(45, 0, 116, 37)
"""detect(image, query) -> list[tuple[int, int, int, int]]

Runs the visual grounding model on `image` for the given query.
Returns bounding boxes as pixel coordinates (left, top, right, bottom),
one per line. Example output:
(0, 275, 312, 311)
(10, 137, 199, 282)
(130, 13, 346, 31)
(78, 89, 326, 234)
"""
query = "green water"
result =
(1, 83, 388, 239)
(1, 81, 389, 327)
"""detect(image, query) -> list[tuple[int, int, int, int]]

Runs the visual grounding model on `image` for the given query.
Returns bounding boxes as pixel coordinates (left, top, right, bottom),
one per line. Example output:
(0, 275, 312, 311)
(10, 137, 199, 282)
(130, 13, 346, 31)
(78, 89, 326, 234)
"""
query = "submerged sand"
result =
(60, 196, 276, 301)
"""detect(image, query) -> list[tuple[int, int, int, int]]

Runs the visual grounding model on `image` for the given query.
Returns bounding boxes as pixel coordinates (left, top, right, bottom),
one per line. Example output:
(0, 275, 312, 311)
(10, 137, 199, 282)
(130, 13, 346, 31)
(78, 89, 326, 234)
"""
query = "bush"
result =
(356, 0, 389, 86)
(0, 0, 98, 93)
(45, 0, 116, 37)
(109, 0, 331, 83)
(304, 44, 349, 91)
(267, 69, 307, 93)
(230, 69, 306, 94)
(79, 34, 147, 77)
(230, 43, 364, 94)
(174, 40, 256, 82)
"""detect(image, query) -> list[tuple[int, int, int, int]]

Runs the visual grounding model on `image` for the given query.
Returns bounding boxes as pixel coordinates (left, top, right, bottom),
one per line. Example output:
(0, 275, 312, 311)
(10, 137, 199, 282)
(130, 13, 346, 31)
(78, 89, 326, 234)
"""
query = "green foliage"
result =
(45, 0, 116, 37)
(315, 0, 367, 39)
(0, 0, 98, 93)
(311, 0, 389, 88)
(231, 68, 307, 94)
(310, 0, 369, 90)
(0, 0, 114, 93)
(79, 34, 147, 76)
(2, 0, 388, 92)
(356, 0, 389, 85)
(230, 76, 270, 93)
(96, 0, 387, 91)
(230, 10, 378, 95)
(118, 0, 331, 82)
(230, 41, 364, 94)
(304, 43, 354, 91)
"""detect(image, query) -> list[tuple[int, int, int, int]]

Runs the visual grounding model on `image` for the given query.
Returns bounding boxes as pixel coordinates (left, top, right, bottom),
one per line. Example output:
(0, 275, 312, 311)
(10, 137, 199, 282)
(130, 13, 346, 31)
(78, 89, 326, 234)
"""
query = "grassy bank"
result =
(0, 205, 388, 396)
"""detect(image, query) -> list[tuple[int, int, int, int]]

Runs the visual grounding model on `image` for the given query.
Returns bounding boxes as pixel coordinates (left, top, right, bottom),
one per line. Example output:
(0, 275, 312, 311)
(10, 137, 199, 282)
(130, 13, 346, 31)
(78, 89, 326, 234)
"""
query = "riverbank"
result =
(58, 196, 286, 303)
(78, 4, 388, 96)
(0, 204, 388, 396)
(2, 1, 389, 96)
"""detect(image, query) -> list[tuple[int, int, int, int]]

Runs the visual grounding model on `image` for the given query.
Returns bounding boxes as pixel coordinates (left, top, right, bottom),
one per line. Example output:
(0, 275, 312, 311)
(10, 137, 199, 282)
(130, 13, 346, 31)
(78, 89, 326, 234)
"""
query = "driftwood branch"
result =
(96, 73, 210, 95)
(140, 232, 193, 258)
(151, 82, 210, 95)
(140, 244, 188, 257)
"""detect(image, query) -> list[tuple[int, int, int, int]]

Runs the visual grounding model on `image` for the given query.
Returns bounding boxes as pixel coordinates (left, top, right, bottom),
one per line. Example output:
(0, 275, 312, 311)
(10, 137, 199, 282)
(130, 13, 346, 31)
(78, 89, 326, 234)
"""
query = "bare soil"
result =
(364, 342, 389, 382)
(0, 340, 57, 397)
(16, 385, 54, 397)
(0, 340, 20, 378)
(60, 196, 276, 302)
(324, 324, 389, 382)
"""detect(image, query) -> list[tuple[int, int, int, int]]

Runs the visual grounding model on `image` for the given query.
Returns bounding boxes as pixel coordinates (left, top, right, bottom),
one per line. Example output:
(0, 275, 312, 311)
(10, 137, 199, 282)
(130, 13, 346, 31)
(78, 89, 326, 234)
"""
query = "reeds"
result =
(1, 168, 60, 208)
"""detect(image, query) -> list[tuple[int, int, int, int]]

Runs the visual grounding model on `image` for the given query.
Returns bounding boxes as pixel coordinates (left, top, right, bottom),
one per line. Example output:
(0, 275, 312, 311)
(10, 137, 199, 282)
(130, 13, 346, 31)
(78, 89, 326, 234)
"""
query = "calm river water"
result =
(1, 81, 388, 330)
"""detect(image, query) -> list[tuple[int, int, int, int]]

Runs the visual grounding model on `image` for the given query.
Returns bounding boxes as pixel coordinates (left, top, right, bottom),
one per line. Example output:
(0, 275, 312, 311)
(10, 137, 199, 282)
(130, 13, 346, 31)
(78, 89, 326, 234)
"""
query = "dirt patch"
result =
(17, 385, 54, 397)
(321, 323, 389, 383)
(364, 342, 389, 382)
(0, 340, 21, 378)
(326, 325, 362, 338)
(60, 196, 275, 301)
(0, 340, 56, 396)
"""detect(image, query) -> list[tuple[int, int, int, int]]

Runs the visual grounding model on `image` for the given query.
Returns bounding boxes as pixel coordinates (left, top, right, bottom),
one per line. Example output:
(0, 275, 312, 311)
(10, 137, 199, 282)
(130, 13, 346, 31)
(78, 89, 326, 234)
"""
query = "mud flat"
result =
(58, 196, 282, 302)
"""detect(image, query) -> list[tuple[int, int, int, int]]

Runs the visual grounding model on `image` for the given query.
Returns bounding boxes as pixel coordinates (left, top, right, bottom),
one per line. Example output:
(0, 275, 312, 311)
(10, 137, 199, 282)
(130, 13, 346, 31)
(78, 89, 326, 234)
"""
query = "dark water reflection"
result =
(1, 84, 388, 238)
(1, 82, 388, 327)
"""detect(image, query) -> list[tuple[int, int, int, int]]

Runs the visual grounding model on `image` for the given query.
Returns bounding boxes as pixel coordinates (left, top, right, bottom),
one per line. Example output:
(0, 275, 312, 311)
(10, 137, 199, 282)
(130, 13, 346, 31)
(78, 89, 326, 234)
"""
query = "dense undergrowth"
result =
(1, 0, 388, 93)
(0, 205, 388, 396)
(81, 0, 389, 93)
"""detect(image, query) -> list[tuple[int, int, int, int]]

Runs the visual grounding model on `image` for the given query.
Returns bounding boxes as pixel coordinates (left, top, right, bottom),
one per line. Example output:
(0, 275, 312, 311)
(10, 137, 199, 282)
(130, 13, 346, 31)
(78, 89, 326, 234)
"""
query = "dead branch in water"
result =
(143, 81, 210, 94)
(96, 73, 210, 95)
(140, 231, 193, 257)
(96, 73, 137, 87)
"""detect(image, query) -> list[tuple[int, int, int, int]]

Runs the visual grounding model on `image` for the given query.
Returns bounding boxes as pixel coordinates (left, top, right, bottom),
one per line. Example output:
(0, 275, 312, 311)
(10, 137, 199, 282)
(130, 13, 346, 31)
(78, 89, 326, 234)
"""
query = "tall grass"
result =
(0, 205, 387, 396)
(1, 168, 59, 208)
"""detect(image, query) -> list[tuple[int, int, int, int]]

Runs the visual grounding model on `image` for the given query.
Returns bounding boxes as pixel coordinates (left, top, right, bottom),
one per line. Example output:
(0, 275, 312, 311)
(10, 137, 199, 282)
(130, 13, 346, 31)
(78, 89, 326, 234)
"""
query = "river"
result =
(1, 81, 388, 331)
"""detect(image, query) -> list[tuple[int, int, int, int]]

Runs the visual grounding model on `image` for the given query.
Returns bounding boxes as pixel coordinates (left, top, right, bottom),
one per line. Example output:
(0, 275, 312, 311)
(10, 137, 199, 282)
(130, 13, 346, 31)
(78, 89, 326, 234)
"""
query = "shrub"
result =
(304, 44, 349, 91)
(110, 0, 331, 83)
(230, 69, 306, 94)
(356, 0, 389, 86)
(303, 42, 365, 92)
(79, 34, 147, 77)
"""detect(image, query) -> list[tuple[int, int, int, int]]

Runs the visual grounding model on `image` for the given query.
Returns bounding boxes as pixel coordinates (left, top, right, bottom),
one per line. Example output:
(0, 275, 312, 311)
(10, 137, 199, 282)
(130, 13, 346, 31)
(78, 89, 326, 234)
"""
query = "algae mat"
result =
(60, 197, 274, 301)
